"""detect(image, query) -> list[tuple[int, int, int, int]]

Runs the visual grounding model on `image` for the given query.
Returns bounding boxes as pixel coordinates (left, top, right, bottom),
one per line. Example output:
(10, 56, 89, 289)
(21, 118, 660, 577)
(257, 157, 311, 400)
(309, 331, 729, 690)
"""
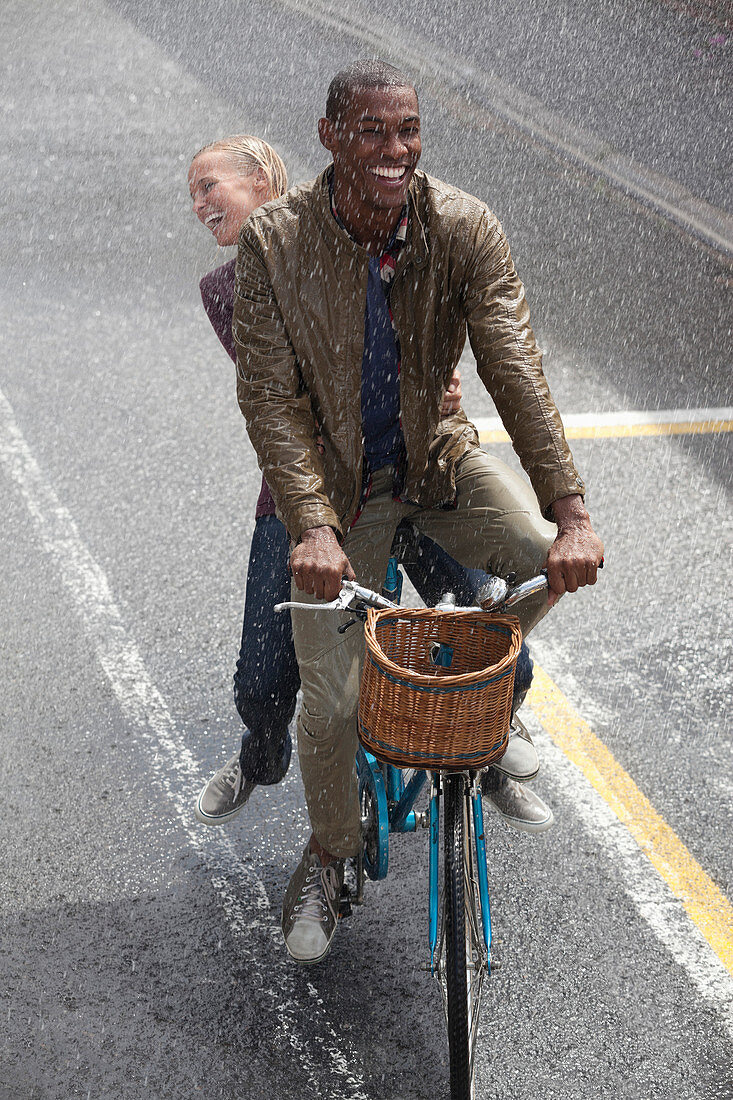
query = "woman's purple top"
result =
(199, 258, 276, 519)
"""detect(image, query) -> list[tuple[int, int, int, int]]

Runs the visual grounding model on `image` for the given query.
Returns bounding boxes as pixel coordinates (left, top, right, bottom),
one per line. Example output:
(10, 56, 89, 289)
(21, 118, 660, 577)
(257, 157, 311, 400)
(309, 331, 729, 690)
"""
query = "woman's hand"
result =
(440, 368, 462, 416)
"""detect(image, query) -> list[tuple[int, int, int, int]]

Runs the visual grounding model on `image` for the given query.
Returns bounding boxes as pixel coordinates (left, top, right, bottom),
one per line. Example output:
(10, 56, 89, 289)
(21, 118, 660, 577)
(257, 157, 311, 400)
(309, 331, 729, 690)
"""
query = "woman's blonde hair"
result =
(192, 134, 288, 201)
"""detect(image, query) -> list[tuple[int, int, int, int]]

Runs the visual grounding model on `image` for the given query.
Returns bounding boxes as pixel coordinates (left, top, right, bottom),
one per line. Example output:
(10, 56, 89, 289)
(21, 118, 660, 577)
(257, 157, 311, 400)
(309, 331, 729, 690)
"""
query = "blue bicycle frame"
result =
(355, 749, 492, 975)
(354, 549, 494, 977)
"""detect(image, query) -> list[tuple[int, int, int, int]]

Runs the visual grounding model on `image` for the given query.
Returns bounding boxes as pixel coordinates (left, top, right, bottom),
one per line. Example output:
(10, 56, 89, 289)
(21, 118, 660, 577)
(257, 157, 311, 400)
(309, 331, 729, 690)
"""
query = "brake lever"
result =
(274, 583, 360, 615)
(274, 598, 343, 613)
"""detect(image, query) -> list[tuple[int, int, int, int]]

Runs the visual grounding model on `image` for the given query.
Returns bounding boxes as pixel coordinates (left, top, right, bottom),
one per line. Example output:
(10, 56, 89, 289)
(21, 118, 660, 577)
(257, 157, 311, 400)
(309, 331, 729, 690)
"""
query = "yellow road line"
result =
(479, 419, 733, 443)
(528, 666, 733, 977)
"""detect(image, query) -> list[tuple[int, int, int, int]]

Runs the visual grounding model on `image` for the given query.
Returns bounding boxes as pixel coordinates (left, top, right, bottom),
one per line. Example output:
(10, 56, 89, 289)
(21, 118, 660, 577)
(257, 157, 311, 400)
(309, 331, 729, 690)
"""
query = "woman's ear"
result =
(252, 167, 270, 195)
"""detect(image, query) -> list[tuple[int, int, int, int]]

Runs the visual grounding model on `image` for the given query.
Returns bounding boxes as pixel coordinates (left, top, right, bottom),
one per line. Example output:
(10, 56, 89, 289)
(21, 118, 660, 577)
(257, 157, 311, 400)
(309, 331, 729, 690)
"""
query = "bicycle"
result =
(276, 556, 548, 1100)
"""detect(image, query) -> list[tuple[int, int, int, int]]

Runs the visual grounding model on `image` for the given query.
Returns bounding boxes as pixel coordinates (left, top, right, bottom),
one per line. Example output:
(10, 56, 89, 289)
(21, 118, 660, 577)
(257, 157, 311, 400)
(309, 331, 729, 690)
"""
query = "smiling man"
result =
(233, 60, 604, 964)
(322, 66, 422, 247)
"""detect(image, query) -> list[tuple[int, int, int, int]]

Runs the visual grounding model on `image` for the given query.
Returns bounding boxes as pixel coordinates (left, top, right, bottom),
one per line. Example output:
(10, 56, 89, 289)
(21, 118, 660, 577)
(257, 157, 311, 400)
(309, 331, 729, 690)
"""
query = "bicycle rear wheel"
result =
(441, 773, 488, 1100)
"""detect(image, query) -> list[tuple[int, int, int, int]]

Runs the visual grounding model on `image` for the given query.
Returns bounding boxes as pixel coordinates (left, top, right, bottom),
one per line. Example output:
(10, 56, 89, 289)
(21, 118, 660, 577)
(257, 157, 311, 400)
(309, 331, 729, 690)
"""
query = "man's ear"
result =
(318, 117, 337, 153)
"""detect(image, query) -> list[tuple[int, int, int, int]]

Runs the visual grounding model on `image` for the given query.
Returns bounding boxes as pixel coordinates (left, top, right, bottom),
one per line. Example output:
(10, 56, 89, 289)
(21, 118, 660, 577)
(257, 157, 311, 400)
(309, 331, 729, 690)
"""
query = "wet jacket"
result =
(233, 168, 585, 542)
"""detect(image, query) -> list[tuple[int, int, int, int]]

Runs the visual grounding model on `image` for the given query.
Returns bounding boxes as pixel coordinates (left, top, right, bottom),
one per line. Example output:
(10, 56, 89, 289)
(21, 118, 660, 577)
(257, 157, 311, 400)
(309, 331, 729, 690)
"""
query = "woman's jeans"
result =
(233, 515, 298, 785)
(232, 508, 534, 786)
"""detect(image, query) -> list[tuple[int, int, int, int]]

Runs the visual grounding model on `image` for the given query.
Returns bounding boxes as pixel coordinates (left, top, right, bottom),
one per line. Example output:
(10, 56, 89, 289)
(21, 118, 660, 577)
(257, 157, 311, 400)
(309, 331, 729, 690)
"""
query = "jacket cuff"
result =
(538, 472, 586, 520)
(289, 504, 344, 544)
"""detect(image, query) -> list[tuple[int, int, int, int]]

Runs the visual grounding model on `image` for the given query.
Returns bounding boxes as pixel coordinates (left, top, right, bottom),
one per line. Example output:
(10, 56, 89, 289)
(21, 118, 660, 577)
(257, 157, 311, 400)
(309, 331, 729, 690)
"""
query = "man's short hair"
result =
(326, 59, 417, 123)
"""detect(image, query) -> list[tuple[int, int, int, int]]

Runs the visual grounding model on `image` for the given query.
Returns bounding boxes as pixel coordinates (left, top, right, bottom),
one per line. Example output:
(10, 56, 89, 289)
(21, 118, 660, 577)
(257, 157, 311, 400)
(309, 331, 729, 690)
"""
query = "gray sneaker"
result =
(492, 715, 539, 782)
(195, 753, 256, 825)
(481, 768, 554, 833)
(282, 846, 345, 964)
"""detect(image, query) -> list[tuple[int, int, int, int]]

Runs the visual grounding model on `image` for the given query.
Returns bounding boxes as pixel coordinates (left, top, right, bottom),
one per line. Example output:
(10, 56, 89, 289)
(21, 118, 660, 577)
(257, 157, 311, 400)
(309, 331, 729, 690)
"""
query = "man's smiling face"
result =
(320, 84, 422, 216)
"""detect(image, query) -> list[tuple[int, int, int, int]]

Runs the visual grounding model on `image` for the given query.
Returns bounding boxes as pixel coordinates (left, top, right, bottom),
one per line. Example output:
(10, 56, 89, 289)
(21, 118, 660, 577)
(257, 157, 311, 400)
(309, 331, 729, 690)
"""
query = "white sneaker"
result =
(281, 846, 344, 964)
(492, 716, 539, 781)
(481, 769, 554, 833)
(195, 753, 256, 825)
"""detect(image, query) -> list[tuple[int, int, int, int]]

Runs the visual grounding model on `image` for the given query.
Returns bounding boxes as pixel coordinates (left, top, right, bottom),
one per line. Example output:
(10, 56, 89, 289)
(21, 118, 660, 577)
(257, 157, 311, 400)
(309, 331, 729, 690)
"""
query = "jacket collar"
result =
(313, 167, 429, 272)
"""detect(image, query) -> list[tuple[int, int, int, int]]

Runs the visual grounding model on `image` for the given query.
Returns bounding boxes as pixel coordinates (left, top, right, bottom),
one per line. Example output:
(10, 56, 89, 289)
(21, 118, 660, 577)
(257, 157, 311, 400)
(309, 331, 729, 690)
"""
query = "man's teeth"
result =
(372, 167, 406, 179)
(205, 212, 223, 226)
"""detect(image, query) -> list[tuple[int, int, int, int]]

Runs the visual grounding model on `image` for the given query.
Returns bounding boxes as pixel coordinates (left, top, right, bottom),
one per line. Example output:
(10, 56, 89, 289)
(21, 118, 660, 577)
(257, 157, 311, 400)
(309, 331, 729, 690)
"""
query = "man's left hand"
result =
(546, 495, 604, 607)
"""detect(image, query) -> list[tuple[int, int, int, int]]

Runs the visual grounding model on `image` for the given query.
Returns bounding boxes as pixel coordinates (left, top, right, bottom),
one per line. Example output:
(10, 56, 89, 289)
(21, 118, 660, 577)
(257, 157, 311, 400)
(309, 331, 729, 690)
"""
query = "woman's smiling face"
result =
(188, 150, 269, 247)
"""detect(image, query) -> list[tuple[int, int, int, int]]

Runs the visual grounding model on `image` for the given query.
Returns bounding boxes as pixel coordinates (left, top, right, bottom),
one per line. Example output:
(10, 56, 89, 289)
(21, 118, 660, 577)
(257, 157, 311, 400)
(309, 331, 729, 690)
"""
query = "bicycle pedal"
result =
(339, 885, 353, 919)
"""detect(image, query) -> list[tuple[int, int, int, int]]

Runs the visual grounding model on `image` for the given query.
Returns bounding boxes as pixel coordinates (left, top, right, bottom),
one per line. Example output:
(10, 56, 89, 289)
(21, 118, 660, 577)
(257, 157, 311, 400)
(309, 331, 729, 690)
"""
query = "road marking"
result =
(527, 668, 733, 1038)
(4, 386, 732, 1051)
(475, 406, 733, 442)
(267, 0, 733, 257)
(0, 387, 369, 1100)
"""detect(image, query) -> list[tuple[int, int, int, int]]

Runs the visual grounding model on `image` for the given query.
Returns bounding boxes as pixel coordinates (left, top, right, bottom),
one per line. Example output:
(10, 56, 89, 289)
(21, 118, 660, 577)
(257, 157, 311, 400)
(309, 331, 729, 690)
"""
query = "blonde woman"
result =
(188, 135, 538, 829)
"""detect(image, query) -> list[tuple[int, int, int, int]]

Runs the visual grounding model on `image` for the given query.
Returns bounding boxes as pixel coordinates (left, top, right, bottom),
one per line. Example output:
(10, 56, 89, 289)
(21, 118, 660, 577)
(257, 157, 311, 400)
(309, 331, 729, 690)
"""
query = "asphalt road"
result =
(1, 1, 732, 1098)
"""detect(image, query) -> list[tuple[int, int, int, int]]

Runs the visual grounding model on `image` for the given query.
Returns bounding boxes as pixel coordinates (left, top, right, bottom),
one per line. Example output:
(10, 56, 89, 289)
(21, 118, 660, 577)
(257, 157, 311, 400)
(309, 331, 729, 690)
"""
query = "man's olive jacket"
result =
(233, 168, 585, 542)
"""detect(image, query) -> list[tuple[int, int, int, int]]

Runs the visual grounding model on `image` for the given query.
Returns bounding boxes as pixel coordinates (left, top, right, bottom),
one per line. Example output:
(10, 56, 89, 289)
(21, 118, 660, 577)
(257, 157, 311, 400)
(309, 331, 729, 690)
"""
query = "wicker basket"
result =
(358, 607, 522, 770)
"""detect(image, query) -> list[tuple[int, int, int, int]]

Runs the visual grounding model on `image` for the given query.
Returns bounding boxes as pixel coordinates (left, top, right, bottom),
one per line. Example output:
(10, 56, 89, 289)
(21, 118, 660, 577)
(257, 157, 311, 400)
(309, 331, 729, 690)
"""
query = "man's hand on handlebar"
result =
(546, 494, 605, 607)
(290, 525, 355, 602)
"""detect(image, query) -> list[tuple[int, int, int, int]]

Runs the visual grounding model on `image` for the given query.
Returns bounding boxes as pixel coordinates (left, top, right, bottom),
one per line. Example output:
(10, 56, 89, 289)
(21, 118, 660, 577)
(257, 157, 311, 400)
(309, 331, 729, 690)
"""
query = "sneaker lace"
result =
(293, 862, 339, 927)
(223, 763, 243, 800)
(510, 714, 531, 743)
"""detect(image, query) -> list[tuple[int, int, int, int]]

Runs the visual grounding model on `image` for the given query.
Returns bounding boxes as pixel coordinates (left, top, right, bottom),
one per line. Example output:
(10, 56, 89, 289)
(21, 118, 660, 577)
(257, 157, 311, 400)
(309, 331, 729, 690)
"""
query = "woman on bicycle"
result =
(187, 134, 547, 832)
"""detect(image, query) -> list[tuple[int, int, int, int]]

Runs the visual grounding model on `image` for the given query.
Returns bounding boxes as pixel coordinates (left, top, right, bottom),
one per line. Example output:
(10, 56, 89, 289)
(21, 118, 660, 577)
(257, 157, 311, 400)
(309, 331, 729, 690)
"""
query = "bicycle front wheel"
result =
(441, 773, 488, 1100)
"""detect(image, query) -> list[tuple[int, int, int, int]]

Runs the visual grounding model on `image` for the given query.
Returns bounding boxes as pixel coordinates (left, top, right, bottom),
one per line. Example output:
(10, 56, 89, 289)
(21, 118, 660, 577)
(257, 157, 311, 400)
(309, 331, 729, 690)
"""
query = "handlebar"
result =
(274, 572, 549, 618)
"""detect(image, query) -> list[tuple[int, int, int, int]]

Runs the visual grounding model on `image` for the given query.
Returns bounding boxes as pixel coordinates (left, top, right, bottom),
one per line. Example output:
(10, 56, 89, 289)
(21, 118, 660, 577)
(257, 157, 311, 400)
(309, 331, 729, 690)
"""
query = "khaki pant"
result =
(290, 448, 556, 858)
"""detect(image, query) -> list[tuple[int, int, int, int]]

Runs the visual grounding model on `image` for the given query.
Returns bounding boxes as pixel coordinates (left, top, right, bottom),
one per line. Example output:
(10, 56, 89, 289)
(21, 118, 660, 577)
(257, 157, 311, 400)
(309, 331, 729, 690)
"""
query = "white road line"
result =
(267, 0, 733, 257)
(523, 710, 733, 1042)
(6, 373, 731, 1065)
(0, 386, 369, 1100)
(474, 406, 733, 433)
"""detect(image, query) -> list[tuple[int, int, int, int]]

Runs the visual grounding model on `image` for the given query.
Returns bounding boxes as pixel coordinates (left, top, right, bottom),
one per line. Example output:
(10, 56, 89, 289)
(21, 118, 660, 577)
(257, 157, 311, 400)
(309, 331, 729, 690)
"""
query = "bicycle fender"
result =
(356, 747, 389, 880)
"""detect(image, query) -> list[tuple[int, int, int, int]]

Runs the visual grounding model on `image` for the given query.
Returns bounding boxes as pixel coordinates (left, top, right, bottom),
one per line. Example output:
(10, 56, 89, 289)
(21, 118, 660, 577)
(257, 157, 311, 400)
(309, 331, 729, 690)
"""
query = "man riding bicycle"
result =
(233, 60, 604, 964)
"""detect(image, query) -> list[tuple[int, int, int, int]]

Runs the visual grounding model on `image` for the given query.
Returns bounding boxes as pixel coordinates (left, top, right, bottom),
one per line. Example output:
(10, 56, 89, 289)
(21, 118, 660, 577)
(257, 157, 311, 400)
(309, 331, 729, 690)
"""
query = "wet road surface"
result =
(1, 1, 732, 1097)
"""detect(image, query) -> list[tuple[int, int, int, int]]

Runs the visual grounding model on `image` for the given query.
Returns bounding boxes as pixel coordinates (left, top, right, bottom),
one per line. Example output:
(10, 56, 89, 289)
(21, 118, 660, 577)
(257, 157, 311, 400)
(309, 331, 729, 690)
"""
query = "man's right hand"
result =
(290, 526, 355, 602)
